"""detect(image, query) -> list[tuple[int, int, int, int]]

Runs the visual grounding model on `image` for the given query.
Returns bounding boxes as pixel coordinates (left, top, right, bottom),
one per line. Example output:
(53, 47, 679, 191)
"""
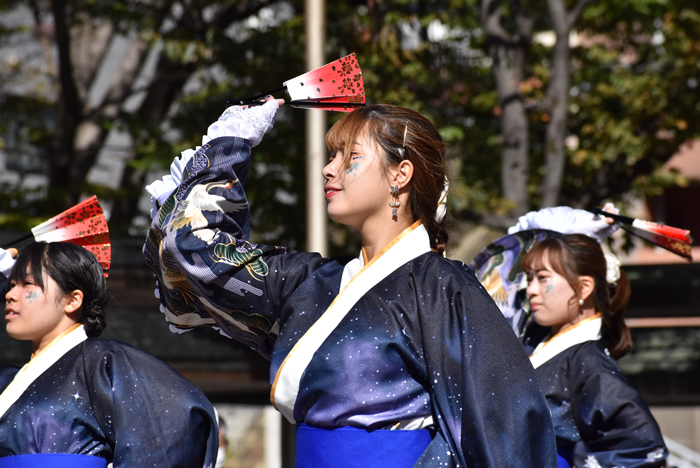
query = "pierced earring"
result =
(578, 299, 584, 306)
(389, 185, 401, 217)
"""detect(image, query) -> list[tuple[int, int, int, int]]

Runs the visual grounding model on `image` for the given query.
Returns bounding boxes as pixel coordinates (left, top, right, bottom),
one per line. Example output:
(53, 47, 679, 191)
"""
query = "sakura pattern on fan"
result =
(143, 98, 559, 468)
(0, 242, 219, 468)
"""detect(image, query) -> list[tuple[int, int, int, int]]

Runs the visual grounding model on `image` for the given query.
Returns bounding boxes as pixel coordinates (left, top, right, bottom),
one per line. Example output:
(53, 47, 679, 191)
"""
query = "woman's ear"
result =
(579, 276, 595, 303)
(392, 160, 414, 189)
(64, 289, 84, 316)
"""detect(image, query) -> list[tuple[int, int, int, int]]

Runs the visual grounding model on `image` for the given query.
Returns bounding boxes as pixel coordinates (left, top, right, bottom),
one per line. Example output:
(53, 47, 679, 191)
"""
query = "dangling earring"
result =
(578, 298, 584, 306)
(389, 185, 401, 217)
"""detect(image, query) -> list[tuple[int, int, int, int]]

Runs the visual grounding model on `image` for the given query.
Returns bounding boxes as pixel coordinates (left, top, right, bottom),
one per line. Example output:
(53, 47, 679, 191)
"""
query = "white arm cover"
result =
(507, 204, 620, 243)
(0, 249, 15, 278)
(145, 100, 280, 219)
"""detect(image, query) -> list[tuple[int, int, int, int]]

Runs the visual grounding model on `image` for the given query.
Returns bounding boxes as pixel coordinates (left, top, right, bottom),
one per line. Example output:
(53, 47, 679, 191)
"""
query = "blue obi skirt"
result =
(296, 423, 432, 468)
(557, 454, 571, 468)
(0, 454, 108, 468)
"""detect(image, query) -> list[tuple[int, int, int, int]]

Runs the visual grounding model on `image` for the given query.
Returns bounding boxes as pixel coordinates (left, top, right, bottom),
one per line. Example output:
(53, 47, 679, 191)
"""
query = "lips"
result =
(324, 186, 341, 199)
(5, 309, 18, 320)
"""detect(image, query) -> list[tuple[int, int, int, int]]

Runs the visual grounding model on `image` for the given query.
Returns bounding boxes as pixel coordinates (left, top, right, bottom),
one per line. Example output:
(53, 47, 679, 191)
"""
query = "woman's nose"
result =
(5, 285, 16, 302)
(525, 281, 535, 298)
(322, 154, 340, 180)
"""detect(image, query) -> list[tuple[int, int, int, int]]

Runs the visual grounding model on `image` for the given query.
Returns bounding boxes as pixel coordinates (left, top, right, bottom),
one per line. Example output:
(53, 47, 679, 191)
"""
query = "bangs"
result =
(522, 239, 568, 277)
(522, 237, 579, 290)
(522, 241, 550, 274)
(325, 108, 369, 167)
(8, 242, 48, 291)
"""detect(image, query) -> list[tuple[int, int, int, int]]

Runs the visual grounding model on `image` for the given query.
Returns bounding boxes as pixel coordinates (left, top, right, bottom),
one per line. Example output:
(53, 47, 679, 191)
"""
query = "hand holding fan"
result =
(592, 208, 693, 262)
(2, 196, 112, 276)
(228, 53, 365, 112)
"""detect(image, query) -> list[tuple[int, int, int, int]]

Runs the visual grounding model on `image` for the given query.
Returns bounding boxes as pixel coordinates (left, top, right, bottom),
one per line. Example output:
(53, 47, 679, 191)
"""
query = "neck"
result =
(32, 320, 81, 355)
(359, 214, 415, 261)
(549, 308, 599, 337)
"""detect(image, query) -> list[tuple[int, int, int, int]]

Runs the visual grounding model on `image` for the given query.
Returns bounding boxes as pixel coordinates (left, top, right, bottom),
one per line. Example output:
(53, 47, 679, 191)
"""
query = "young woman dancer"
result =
(522, 234, 667, 468)
(144, 99, 557, 467)
(0, 242, 218, 467)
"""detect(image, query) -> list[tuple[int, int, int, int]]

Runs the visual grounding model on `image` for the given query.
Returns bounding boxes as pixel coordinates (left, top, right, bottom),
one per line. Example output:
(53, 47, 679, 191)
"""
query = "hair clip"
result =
(397, 124, 408, 159)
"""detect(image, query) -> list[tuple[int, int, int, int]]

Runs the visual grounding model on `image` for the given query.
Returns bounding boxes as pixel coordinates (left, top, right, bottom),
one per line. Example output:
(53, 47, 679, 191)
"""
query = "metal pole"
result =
(305, 0, 328, 256)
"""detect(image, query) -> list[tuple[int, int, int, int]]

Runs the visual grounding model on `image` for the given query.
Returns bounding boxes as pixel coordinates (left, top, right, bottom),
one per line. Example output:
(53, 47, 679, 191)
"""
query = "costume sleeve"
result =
(416, 265, 558, 468)
(143, 135, 327, 359)
(507, 206, 618, 243)
(0, 248, 15, 293)
(84, 340, 218, 468)
(145, 101, 279, 219)
(570, 345, 667, 468)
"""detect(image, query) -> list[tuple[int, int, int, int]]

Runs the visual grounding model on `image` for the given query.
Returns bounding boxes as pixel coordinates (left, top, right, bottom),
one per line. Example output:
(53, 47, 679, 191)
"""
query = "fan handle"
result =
(226, 86, 287, 107)
(2, 233, 33, 249)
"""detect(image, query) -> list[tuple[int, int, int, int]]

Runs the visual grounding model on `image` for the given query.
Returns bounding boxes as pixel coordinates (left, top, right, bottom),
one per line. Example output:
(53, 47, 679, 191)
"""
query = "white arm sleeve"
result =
(0, 249, 15, 277)
(145, 100, 280, 219)
(507, 204, 619, 243)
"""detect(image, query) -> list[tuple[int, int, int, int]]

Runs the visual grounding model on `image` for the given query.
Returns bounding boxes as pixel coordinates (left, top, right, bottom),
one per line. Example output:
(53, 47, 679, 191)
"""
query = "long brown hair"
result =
(326, 104, 449, 254)
(522, 234, 632, 359)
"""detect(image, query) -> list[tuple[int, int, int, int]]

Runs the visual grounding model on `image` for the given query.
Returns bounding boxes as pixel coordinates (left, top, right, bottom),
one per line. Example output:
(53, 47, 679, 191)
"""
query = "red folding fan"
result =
(228, 53, 365, 112)
(593, 208, 693, 262)
(3, 196, 112, 276)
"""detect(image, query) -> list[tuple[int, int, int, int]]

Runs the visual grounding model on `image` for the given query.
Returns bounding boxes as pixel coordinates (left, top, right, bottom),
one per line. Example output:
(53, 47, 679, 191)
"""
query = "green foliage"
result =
(0, 0, 698, 251)
(557, 0, 700, 209)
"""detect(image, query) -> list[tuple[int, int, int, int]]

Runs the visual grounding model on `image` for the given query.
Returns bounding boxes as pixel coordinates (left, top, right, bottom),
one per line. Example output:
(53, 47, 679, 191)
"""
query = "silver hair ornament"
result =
(435, 177, 449, 223)
(397, 124, 408, 159)
(604, 253, 621, 285)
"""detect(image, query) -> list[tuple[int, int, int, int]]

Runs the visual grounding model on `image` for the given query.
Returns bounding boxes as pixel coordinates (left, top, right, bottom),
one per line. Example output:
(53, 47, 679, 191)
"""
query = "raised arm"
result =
(0, 248, 17, 293)
(143, 100, 329, 359)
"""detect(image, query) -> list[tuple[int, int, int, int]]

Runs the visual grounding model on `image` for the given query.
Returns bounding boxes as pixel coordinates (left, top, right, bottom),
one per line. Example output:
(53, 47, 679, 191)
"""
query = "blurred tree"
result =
(0, 0, 292, 234)
(326, 0, 700, 235)
(0, 0, 698, 251)
(472, 0, 700, 226)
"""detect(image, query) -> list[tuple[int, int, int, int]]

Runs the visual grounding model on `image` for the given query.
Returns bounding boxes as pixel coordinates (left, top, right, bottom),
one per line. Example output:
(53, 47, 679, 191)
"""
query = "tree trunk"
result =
(481, 0, 533, 219)
(540, 0, 570, 208)
(540, 0, 596, 208)
(49, 0, 84, 207)
(494, 44, 530, 218)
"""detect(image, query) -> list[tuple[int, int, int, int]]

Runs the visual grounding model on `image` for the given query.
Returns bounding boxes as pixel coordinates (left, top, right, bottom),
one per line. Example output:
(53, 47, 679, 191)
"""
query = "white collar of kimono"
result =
(0, 324, 87, 420)
(529, 315, 602, 369)
(271, 221, 431, 423)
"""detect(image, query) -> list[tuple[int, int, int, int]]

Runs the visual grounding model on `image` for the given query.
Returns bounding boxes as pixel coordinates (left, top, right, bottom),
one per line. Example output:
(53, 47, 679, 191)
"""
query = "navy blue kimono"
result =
(530, 318, 667, 468)
(144, 136, 557, 467)
(0, 329, 218, 467)
(471, 231, 668, 468)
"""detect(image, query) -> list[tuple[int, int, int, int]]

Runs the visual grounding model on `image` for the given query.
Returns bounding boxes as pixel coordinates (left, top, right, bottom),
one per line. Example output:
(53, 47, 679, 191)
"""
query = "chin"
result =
(326, 209, 354, 227)
(532, 313, 552, 328)
(6, 327, 28, 341)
